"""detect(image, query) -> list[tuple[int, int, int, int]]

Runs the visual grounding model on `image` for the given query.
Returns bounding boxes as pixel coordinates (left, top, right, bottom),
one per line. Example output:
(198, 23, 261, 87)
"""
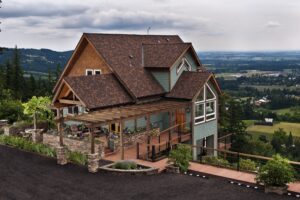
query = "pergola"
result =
(57, 100, 191, 159)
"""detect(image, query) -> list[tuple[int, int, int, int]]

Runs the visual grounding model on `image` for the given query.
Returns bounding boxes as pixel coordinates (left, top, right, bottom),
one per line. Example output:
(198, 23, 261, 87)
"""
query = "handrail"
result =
(192, 145, 300, 166)
(217, 133, 233, 140)
(158, 121, 190, 135)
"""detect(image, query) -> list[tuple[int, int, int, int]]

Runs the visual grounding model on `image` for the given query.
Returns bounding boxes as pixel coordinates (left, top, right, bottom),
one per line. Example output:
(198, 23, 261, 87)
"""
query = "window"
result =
(194, 83, 217, 124)
(94, 70, 101, 75)
(176, 58, 191, 74)
(86, 69, 93, 76)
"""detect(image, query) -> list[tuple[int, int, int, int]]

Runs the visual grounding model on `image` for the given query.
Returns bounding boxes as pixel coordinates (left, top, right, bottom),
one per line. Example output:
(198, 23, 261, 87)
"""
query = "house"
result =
(52, 33, 221, 169)
(255, 97, 270, 106)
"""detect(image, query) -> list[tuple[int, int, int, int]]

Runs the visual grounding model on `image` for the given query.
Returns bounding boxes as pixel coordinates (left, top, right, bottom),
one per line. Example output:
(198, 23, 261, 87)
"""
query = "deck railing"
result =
(192, 145, 300, 180)
(136, 121, 192, 162)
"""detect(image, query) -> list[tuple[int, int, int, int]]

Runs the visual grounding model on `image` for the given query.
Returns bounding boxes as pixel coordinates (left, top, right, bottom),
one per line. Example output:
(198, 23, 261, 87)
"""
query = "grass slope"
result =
(246, 122, 300, 139)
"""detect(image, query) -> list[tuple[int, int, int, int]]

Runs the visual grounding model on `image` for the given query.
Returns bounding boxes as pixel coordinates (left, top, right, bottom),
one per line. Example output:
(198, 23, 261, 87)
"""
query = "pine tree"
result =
(4, 60, 12, 90)
(55, 63, 62, 81)
(11, 45, 24, 99)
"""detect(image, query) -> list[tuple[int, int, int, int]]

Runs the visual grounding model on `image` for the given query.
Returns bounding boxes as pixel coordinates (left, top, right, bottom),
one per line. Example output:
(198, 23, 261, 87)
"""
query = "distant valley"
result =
(0, 48, 300, 74)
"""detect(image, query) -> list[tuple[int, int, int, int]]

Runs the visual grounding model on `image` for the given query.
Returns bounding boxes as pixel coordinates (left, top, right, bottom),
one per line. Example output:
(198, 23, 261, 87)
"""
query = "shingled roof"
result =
(64, 74, 133, 109)
(84, 33, 184, 98)
(166, 71, 213, 100)
(143, 43, 191, 68)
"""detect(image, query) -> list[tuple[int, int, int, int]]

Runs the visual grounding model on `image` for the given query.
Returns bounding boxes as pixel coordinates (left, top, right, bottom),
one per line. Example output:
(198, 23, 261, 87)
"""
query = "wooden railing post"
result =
(151, 145, 156, 162)
(237, 152, 240, 171)
(158, 135, 161, 152)
(136, 142, 140, 159)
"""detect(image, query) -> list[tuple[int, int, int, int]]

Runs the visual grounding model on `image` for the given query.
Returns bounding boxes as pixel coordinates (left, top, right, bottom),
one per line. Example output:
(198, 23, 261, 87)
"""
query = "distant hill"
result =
(0, 48, 299, 74)
(198, 51, 300, 72)
(0, 48, 73, 73)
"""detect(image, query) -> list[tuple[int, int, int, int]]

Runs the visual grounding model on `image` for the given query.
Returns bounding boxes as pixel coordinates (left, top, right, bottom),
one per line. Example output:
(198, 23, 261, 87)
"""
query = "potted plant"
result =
(256, 154, 295, 195)
(167, 144, 192, 173)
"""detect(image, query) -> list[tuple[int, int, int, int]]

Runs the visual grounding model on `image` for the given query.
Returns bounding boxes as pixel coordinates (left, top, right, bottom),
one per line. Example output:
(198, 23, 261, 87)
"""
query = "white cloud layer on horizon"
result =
(0, 0, 299, 51)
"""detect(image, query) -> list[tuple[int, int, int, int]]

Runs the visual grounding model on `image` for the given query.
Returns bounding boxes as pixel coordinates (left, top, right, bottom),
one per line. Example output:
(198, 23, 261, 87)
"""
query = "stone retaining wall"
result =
(43, 134, 100, 155)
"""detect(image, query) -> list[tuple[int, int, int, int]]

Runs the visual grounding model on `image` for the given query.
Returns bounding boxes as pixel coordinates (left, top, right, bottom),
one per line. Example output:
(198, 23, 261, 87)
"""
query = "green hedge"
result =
(67, 151, 87, 166)
(0, 135, 56, 157)
(113, 160, 138, 170)
(239, 158, 257, 172)
(202, 156, 231, 168)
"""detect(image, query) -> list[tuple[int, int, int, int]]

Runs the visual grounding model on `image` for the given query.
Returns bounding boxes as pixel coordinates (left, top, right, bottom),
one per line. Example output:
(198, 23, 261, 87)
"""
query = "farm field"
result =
(240, 85, 297, 91)
(246, 121, 300, 139)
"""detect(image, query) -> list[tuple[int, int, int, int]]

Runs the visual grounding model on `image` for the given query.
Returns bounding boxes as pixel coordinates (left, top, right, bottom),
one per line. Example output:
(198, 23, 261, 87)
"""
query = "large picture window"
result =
(194, 83, 217, 124)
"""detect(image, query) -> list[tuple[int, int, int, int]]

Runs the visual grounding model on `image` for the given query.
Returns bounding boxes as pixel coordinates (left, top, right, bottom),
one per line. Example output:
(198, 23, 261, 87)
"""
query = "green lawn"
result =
(272, 108, 292, 115)
(246, 122, 300, 138)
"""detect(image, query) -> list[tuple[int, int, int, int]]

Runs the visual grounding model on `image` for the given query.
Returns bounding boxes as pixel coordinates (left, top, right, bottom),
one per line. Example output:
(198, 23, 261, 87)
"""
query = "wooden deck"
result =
(105, 131, 191, 161)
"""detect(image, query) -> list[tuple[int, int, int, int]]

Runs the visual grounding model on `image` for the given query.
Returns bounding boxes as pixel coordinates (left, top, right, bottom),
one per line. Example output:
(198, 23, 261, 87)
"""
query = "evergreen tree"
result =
(55, 63, 62, 81)
(11, 46, 24, 99)
(28, 74, 36, 96)
(4, 60, 12, 90)
(286, 132, 294, 148)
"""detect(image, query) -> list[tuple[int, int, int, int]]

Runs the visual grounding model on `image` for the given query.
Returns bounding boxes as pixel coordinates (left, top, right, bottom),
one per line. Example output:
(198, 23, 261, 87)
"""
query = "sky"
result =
(0, 0, 300, 51)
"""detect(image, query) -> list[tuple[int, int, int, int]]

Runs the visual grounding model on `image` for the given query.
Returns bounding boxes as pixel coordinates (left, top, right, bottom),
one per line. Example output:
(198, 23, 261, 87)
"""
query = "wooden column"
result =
(57, 108, 64, 147)
(146, 114, 151, 157)
(168, 111, 172, 141)
(120, 120, 124, 160)
(90, 127, 95, 154)
(134, 118, 137, 132)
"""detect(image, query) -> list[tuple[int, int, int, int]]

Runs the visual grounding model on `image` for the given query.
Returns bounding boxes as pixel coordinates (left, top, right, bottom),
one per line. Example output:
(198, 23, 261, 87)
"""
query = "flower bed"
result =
(99, 160, 158, 175)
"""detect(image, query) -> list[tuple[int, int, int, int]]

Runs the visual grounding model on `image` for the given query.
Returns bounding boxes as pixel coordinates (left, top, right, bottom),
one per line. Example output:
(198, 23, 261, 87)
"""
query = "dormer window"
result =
(94, 70, 101, 75)
(86, 69, 93, 76)
(176, 58, 191, 74)
(86, 69, 102, 76)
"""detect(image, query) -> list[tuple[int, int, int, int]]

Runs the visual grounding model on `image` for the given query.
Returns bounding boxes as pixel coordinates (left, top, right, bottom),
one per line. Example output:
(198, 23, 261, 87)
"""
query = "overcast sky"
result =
(0, 0, 299, 51)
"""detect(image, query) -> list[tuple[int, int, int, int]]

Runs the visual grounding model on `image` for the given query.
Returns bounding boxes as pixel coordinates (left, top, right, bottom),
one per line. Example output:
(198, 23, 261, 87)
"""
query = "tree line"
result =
(0, 46, 62, 122)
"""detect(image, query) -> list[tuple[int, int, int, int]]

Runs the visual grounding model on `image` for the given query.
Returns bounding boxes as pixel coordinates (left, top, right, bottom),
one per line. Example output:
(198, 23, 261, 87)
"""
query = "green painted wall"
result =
(170, 52, 198, 89)
(124, 112, 170, 132)
(151, 71, 170, 92)
(194, 119, 217, 141)
(192, 119, 218, 159)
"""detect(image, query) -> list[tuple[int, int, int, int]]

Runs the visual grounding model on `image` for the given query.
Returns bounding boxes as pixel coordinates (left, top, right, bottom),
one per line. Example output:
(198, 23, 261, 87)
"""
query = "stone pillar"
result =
(88, 153, 99, 173)
(98, 142, 105, 159)
(4, 126, 10, 136)
(56, 146, 68, 165)
(32, 129, 43, 143)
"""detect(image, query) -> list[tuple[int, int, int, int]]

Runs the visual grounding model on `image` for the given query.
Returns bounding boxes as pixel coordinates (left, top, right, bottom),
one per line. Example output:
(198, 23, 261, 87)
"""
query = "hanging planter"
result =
(148, 128, 160, 137)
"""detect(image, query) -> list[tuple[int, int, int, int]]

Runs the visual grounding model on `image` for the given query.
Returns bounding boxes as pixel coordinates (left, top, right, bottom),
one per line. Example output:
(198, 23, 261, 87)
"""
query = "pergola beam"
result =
(64, 101, 190, 125)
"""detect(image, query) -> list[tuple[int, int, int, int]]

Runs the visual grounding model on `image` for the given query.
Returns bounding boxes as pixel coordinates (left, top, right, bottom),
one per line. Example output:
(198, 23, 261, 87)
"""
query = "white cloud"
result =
(266, 21, 281, 28)
(0, 0, 299, 51)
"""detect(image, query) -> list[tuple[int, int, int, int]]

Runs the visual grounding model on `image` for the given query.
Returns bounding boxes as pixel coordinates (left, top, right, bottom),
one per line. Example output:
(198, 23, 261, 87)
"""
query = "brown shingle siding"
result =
(84, 33, 183, 98)
(166, 71, 212, 100)
(64, 74, 133, 109)
(143, 43, 191, 68)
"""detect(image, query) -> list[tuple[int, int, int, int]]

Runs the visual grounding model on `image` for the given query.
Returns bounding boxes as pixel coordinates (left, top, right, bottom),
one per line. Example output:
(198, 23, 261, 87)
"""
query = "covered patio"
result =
(56, 100, 193, 171)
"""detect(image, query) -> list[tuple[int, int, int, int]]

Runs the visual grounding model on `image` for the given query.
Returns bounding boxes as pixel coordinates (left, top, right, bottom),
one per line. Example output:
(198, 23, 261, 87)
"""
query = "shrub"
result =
(202, 156, 231, 168)
(168, 144, 192, 172)
(0, 135, 56, 158)
(113, 160, 138, 170)
(67, 151, 87, 166)
(239, 158, 256, 171)
(256, 154, 295, 187)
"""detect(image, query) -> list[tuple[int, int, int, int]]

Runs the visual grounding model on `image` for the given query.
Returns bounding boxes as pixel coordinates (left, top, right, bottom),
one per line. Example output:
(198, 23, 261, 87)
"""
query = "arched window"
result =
(194, 83, 217, 124)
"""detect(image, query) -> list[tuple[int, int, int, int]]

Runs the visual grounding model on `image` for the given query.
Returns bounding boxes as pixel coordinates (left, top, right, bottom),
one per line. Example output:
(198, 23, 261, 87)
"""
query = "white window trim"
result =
(94, 69, 102, 75)
(176, 58, 192, 74)
(86, 69, 93, 76)
(194, 83, 217, 125)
